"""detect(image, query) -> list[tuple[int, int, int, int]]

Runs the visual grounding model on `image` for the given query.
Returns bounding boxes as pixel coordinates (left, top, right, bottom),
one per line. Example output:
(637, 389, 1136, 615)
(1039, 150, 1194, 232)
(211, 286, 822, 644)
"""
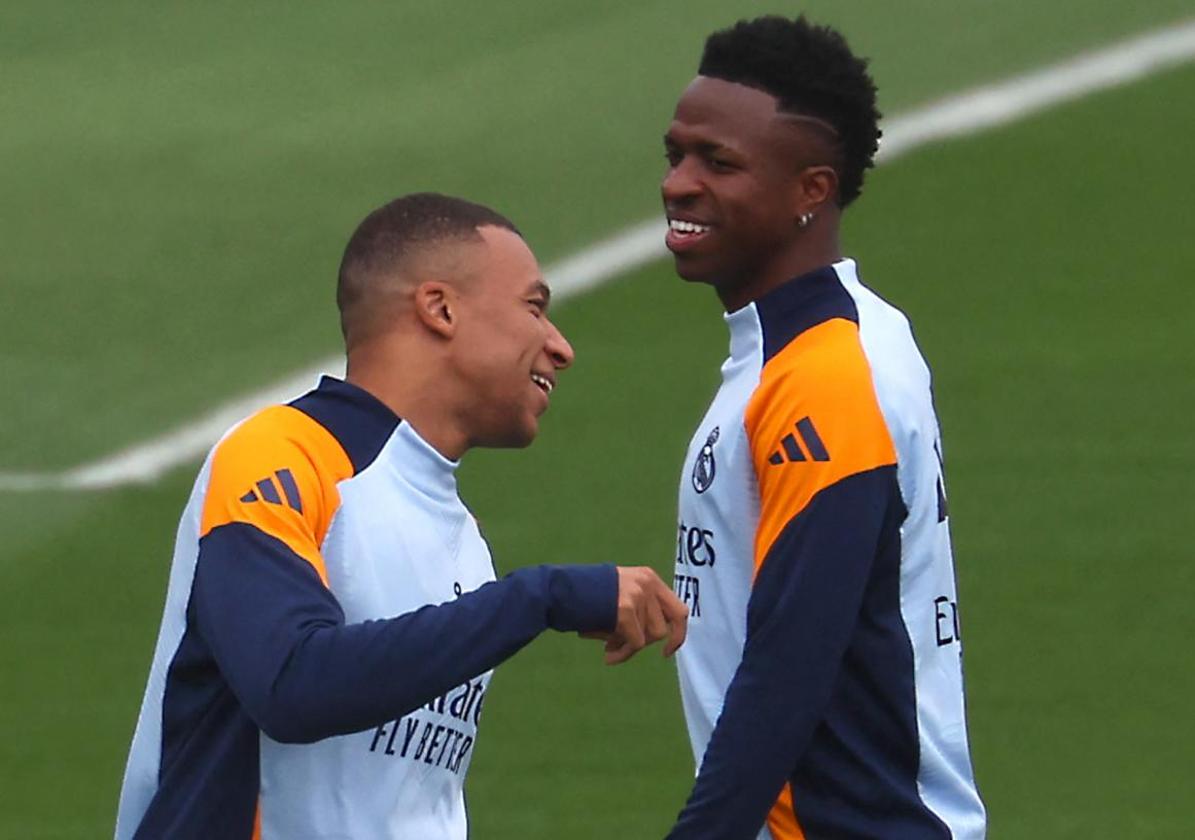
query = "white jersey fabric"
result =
(669, 260, 985, 839)
(116, 376, 615, 839)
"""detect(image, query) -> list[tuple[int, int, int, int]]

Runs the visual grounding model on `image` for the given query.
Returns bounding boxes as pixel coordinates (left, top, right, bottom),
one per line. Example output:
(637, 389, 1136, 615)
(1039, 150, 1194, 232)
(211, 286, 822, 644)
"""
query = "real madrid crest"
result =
(691, 426, 720, 493)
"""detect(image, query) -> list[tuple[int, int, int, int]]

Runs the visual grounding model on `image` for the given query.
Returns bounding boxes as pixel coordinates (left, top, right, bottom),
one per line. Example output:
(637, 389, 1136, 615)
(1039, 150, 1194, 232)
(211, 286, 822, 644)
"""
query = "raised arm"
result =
(191, 521, 618, 743)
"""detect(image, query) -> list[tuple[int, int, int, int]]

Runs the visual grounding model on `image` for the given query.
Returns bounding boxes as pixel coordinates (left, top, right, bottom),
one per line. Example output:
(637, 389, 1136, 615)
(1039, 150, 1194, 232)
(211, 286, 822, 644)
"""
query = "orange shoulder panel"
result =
(200, 405, 354, 586)
(744, 318, 897, 580)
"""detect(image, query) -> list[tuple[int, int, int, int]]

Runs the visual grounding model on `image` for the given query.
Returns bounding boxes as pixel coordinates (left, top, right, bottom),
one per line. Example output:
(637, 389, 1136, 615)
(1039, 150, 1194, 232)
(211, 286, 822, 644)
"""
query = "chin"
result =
(483, 421, 539, 450)
(509, 428, 537, 449)
(672, 257, 717, 286)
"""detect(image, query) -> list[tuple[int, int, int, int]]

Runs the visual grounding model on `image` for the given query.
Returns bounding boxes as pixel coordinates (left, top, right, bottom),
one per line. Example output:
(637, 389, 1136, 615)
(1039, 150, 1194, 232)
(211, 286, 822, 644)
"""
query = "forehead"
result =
(470, 225, 545, 295)
(666, 75, 793, 153)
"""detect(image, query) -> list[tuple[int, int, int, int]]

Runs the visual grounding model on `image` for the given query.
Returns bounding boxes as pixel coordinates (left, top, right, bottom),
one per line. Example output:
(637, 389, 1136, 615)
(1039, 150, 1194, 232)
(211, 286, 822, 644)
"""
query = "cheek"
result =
(478, 324, 540, 386)
(723, 185, 781, 231)
(743, 199, 794, 244)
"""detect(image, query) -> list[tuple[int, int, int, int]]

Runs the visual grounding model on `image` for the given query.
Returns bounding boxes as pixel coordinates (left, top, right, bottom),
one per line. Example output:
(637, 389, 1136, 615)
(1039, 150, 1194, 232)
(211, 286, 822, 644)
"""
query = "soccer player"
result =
(115, 193, 688, 839)
(661, 17, 986, 838)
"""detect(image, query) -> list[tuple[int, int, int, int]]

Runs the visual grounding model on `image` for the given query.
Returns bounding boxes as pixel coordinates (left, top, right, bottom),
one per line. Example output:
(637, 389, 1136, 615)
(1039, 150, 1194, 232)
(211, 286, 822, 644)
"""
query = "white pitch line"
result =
(4, 17, 1194, 493)
(873, 17, 1195, 161)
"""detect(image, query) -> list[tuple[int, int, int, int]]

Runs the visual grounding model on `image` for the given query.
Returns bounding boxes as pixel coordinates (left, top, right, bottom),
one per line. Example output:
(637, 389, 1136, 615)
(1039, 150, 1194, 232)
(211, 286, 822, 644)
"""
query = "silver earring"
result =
(798, 212, 814, 228)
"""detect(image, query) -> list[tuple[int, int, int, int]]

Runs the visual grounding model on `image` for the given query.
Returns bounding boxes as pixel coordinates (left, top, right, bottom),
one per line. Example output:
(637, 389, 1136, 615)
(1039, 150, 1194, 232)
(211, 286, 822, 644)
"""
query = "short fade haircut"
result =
(337, 192, 519, 340)
(699, 15, 881, 207)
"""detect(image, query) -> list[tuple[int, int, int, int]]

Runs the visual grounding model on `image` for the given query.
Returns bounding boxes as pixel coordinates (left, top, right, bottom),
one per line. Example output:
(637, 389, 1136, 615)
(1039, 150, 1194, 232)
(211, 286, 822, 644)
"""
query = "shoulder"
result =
(843, 272, 939, 446)
(200, 406, 356, 571)
(748, 316, 887, 429)
(208, 405, 353, 494)
(745, 316, 895, 485)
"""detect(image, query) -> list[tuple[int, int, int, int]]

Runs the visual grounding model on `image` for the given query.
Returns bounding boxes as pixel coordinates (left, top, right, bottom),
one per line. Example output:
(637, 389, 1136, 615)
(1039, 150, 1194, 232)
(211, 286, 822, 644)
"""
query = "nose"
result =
(661, 156, 701, 205)
(545, 318, 575, 370)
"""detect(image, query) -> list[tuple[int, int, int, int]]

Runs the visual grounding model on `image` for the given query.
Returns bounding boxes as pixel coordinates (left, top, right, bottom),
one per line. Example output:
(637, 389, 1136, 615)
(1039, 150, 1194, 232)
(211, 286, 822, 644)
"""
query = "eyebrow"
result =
(528, 279, 551, 307)
(663, 134, 740, 157)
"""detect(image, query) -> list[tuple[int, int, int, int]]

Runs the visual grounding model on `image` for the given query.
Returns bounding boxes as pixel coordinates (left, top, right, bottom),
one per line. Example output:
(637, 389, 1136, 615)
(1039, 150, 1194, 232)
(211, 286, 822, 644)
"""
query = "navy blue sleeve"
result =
(666, 467, 902, 838)
(190, 522, 617, 744)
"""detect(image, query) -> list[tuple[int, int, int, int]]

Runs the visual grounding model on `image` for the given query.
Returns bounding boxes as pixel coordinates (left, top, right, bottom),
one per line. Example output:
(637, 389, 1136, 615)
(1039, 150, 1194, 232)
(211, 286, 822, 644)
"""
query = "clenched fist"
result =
(588, 567, 688, 665)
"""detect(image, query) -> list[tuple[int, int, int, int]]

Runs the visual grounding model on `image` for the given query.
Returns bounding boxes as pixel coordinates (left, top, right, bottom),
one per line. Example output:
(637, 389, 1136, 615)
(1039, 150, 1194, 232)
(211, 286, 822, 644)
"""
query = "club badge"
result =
(691, 426, 720, 494)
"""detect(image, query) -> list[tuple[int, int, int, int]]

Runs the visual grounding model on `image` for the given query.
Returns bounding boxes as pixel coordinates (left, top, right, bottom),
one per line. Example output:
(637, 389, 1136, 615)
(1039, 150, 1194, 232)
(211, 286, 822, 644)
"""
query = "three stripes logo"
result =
(768, 417, 830, 465)
(239, 468, 303, 513)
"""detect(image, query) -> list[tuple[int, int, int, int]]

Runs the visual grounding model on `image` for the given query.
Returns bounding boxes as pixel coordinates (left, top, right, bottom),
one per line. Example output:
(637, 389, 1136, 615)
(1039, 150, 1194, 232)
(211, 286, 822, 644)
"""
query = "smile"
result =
(668, 218, 711, 235)
(665, 217, 712, 253)
(531, 373, 554, 395)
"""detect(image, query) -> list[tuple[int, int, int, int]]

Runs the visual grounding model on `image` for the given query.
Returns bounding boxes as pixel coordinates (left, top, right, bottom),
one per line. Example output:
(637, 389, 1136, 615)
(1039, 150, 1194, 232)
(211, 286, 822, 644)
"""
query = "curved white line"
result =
(4, 18, 1194, 492)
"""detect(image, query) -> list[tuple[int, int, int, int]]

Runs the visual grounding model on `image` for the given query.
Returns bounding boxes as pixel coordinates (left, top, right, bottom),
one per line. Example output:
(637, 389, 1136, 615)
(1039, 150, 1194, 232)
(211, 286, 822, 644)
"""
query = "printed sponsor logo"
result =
(674, 520, 714, 618)
(368, 679, 487, 775)
(676, 522, 716, 567)
(674, 574, 701, 618)
(934, 596, 961, 647)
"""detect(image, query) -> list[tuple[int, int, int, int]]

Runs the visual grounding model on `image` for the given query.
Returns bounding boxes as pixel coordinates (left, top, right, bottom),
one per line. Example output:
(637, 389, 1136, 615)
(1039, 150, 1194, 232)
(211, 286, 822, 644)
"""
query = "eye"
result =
(708, 156, 736, 172)
(664, 148, 682, 167)
(528, 299, 547, 318)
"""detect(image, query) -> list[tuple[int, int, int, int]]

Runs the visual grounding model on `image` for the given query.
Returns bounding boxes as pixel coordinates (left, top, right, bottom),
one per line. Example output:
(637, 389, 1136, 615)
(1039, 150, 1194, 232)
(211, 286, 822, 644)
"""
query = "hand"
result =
(587, 567, 688, 665)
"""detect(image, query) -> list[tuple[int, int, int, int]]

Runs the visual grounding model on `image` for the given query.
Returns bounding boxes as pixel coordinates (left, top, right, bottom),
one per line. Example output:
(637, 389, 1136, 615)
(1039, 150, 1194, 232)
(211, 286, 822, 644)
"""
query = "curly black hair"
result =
(699, 15, 881, 207)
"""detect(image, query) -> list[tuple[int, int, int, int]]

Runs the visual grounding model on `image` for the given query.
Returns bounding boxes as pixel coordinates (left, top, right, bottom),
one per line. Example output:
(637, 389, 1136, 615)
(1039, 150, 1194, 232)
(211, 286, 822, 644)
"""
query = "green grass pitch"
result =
(1, 2, 1193, 837)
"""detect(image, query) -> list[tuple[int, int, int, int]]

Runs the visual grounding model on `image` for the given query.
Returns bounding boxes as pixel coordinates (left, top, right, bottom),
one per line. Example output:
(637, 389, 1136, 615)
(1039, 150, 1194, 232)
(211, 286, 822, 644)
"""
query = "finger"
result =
(662, 612, 687, 658)
(642, 596, 669, 645)
(617, 606, 646, 651)
(660, 589, 689, 658)
(604, 637, 639, 665)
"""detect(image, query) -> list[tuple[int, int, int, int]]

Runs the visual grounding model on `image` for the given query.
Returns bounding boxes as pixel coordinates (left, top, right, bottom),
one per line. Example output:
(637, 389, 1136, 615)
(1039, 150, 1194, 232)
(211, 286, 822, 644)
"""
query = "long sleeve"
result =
(666, 467, 902, 837)
(190, 523, 616, 744)
(670, 311, 905, 838)
(183, 402, 616, 746)
(668, 272, 982, 839)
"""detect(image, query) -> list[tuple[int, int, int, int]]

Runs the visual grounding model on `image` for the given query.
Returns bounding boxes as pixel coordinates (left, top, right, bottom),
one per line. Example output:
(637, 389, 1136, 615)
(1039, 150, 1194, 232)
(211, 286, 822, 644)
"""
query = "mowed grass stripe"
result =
(4, 1, 1190, 473)
(1, 53, 1192, 840)
(462, 62, 1195, 838)
(5, 0, 1191, 471)
(3, 16, 1193, 492)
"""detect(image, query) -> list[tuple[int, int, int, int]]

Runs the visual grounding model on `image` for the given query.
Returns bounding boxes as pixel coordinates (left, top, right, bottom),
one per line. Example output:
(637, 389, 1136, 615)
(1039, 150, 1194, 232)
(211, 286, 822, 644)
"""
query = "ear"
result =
(796, 165, 839, 218)
(413, 281, 458, 339)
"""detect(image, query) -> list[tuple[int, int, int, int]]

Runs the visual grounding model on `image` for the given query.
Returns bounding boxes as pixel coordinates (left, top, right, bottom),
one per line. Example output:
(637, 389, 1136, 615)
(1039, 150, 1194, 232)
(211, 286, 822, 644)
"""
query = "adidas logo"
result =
(240, 468, 303, 513)
(767, 417, 830, 465)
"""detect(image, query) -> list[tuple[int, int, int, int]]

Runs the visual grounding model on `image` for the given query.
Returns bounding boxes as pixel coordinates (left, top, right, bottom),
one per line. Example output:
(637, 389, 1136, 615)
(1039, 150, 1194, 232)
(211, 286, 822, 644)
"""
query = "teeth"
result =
(669, 219, 710, 235)
(531, 374, 554, 394)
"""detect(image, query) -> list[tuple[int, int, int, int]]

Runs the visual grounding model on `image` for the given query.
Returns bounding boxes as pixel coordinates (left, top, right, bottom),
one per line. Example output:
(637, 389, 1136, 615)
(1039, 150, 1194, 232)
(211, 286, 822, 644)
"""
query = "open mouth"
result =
(531, 373, 554, 395)
(665, 218, 712, 252)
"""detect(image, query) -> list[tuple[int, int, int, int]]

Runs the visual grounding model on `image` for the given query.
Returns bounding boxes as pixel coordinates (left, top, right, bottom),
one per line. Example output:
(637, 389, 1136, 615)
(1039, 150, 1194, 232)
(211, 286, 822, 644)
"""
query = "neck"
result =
(345, 346, 469, 461)
(717, 225, 841, 312)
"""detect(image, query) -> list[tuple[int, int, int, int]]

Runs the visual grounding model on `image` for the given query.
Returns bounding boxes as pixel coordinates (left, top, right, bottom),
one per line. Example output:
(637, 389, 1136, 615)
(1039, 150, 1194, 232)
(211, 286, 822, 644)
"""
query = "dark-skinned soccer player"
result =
(661, 17, 986, 839)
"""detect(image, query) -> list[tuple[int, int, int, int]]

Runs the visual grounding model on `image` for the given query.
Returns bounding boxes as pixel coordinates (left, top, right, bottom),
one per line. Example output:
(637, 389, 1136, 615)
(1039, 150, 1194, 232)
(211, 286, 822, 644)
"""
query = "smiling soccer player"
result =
(115, 193, 687, 839)
(662, 17, 986, 839)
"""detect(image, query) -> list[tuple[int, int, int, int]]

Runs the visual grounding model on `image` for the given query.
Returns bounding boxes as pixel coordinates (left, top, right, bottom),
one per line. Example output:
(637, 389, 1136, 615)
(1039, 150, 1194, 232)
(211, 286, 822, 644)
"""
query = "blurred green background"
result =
(2, 2, 1193, 837)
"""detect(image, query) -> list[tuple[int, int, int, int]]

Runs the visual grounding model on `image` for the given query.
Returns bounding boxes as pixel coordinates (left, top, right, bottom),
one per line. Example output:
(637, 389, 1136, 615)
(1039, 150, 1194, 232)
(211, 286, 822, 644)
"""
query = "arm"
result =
(668, 318, 901, 837)
(189, 409, 626, 744)
(192, 521, 617, 744)
(665, 468, 900, 837)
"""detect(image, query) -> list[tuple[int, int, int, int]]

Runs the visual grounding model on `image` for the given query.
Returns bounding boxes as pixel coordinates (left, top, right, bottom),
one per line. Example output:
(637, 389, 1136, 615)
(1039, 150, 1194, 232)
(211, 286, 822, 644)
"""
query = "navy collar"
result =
(288, 376, 402, 474)
(749, 260, 860, 363)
